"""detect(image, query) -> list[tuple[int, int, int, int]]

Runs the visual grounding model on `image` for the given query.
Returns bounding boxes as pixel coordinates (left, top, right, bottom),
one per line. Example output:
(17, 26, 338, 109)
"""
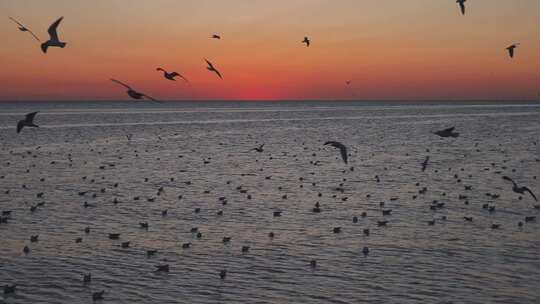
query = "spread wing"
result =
(48, 16, 63, 41)
(443, 126, 455, 133)
(10, 17, 40, 41)
(213, 68, 223, 79)
(16, 120, 24, 133)
(25, 111, 38, 123)
(205, 59, 214, 70)
(459, 2, 465, 15)
(110, 79, 132, 90)
(324, 141, 348, 164)
(523, 187, 538, 202)
(142, 94, 161, 103)
(502, 176, 517, 187)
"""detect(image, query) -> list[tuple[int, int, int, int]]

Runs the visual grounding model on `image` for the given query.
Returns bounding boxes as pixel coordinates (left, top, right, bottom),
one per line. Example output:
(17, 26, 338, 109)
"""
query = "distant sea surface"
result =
(1, 101, 539, 304)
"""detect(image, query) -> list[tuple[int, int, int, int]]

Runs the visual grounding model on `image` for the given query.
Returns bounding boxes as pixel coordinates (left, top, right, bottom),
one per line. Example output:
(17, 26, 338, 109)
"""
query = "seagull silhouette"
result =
(251, 144, 264, 153)
(9, 17, 40, 41)
(205, 59, 223, 79)
(457, 0, 466, 15)
(17, 112, 39, 133)
(41, 17, 66, 53)
(503, 176, 537, 201)
(433, 126, 459, 138)
(110, 79, 159, 102)
(302, 36, 310, 47)
(211, 34, 221, 39)
(156, 68, 188, 82)
(324, 141, 348, 164)
(506, 43, 520, 58)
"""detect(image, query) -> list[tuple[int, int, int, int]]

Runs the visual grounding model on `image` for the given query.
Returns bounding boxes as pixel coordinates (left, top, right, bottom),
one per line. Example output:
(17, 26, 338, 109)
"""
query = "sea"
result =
(0, 101, 539, 304)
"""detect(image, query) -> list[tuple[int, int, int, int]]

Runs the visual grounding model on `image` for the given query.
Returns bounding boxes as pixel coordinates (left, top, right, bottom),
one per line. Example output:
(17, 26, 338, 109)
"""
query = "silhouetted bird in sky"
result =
(41, 17, 66, 53)
(211, 34, 221, 39)
(457, 0, 466, 15)
(205, 59, 223, 79)
(433, 126, 459, 138)
(156, 68, 188, 82)
(17, 112, 39, 133)
(503, 176, 537, 201)
(302, 36, 310, 47)
(9, 17, 40, 41)
(324, 141, 348, 164)
(110, 79, 159, 102)
(506, 43, 520, 58)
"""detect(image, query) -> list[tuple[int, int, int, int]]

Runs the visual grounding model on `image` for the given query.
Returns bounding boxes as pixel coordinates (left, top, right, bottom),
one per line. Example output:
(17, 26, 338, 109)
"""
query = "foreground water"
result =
(0, 101, 539, 304)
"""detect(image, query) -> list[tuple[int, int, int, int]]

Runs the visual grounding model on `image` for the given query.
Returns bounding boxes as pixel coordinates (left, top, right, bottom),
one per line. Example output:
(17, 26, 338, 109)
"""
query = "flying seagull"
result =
(324, 141, 348, 164)
(503, 176, 538, 201)
(302, 36, 310, 47)
(421, 156, 430, 172)
(41, 17, 66, 53)
(506, 43, 520, 58)
(17, 112, 39, 133)
(110, 79, 159, 102)
(156, 68, 188, 82)
(433, 126, 459, 138)
(9, 17, 40, 41)
(205, 59, 223, 79)
(211, 34, 221, 39)
(457, 0, 466, 15)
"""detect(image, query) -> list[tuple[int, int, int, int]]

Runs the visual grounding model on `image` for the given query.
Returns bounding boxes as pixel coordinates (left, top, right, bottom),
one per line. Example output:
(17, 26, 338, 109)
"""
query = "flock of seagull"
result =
(3, 2, 539, 302)
(8, 1, 526, 102)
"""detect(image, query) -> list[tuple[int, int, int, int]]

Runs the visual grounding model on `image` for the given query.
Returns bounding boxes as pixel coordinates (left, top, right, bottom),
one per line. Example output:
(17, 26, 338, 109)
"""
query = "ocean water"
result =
(0, 101, 539, 304)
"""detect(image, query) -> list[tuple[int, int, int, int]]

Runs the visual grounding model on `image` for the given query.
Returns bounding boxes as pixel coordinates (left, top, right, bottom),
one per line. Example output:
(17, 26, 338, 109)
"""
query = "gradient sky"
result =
(1, 0, 539, 101)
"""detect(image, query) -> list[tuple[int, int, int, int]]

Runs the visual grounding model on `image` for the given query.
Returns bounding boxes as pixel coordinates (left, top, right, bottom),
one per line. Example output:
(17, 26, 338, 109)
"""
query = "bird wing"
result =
(443, 126, 455, 132)
(48, 16, 63, 41)
(25, 111, 38, 123)
(10, 17, 41, 41)
(178, 74, 189, 83)
(205, 59, 214, 69)
(459, 2, 465, 15)
(142, 94, 161, 103)
(508, 47, 514, 58)
(9, 17, 25, 28)
(16, 120, 24, 133)
(502, 176, 518, 187)
(324, 141, 348, 164)
(213, 68, 223, 79)
(110, 79, 132, 90)
(522, 187, 538, 201)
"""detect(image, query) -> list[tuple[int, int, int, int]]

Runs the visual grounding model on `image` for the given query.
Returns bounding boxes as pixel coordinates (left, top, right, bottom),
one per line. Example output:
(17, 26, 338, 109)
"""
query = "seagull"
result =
(433, 126, 459, 138)
(9, 17, 40, 41)
(156, 68, 188, 82)
(110, 79, 159, 102)
(457, 0, 466, 15)
(421, 156, 430, 172)
(211, 34, 221, 39)
(17, 112, 39, 133)
(205, 59, 222, 79)
(251, 144, 264, 153)
(506, 43, 520, 58)
(41, 17, 66, 53)
(302, 36, 310, 47)
(503, 176, 537, 201)
(324, 141, 348, 164)
(346, 81, 351, 85)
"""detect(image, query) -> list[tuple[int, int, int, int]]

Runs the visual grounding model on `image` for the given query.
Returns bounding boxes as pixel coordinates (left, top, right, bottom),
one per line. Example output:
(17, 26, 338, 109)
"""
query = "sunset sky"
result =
(1, 0, 539, 101)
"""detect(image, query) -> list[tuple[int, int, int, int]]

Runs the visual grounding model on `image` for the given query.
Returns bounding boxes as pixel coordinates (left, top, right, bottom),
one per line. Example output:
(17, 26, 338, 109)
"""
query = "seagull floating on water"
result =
(17, 112, 39, 133)
(41, 17, 66, 53)
(9, 17, 40, 41)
